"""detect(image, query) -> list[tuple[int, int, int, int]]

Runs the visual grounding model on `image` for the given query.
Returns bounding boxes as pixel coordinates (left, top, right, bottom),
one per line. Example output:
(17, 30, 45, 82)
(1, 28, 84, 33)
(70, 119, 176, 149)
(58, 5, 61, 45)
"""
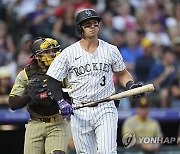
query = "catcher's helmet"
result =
(75, 9, 101, 34)
(30, 38, 60, 66)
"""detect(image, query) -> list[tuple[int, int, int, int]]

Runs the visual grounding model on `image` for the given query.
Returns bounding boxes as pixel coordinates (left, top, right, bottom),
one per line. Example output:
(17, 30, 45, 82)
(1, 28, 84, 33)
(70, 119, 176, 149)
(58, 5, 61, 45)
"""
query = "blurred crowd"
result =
(0, 0, 180, 109)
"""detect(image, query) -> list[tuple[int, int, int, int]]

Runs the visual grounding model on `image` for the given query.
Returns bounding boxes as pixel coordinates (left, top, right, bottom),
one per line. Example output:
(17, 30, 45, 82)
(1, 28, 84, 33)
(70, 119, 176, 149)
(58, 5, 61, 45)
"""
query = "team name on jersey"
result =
(69, 62, 110, 76)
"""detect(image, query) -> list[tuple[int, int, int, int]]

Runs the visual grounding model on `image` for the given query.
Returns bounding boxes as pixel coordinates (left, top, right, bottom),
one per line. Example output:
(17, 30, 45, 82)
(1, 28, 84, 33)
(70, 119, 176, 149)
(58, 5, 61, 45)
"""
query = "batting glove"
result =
(63, 114, 71, 121)
(126, 81, 144, 98)
(58, 99, 74, 115)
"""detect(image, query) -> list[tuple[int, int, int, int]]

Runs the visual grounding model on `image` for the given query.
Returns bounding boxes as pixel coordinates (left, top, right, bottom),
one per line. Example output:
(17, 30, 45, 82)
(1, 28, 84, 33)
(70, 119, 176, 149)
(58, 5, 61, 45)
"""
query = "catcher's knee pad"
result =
(50, 150, 65, 154)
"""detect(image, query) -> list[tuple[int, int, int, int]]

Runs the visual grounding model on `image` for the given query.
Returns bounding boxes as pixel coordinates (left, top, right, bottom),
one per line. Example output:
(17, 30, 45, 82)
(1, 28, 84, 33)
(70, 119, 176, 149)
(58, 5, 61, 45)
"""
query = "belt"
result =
(30, 115, 56, 123)
(39, 117, 55, 123)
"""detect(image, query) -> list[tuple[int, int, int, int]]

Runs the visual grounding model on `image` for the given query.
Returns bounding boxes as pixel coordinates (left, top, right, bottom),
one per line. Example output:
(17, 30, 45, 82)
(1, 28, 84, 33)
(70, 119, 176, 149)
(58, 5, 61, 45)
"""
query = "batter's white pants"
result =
(71, 101, 118, 154)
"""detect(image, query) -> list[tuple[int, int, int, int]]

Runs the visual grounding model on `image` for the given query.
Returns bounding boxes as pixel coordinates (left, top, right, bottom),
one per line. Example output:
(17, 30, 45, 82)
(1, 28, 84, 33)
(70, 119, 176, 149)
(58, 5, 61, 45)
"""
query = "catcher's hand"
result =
(27, 78, 52, 102)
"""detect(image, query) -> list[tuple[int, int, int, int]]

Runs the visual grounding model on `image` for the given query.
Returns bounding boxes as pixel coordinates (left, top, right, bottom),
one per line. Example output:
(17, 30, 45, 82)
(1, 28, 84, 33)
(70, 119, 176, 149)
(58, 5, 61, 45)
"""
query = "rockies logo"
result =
(85, 10, 92, 16)
(122, 132, 136, 148)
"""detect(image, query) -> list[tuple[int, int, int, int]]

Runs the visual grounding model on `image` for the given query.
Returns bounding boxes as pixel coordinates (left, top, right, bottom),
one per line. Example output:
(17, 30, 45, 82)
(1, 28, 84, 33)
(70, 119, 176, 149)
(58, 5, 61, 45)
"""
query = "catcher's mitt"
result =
(27, 78, 53, 104)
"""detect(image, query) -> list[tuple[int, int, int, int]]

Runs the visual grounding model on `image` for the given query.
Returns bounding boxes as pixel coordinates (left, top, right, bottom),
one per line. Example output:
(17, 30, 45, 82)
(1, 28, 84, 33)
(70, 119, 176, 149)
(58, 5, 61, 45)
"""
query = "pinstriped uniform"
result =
(24, 114, 69, 154)
(47, 39, 126, 154)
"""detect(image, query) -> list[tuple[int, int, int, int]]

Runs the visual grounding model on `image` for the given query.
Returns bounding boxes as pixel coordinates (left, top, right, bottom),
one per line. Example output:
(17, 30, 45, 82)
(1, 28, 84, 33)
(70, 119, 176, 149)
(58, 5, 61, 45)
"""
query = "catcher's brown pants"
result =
(24, 114, 70, 154)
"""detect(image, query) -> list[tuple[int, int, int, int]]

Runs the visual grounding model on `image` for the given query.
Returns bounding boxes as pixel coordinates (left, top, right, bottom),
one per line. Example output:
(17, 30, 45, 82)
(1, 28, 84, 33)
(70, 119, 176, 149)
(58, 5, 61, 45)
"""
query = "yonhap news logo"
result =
(122, 132, 136, 148)
(122, 132, 180, 148)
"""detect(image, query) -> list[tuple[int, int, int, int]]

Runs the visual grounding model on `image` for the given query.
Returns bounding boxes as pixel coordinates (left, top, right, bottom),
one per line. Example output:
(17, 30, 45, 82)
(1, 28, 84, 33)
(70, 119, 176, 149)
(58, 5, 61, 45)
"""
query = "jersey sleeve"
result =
(111, 46, 126, 72)
(9, 70, 28, 97)
(46, 49, 69, 81)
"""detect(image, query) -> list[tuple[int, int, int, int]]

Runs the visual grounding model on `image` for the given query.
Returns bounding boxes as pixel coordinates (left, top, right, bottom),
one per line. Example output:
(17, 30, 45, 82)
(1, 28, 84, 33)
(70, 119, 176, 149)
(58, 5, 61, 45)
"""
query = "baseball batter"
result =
(9, 38, 70, 154)
(46, 9, 143, 154)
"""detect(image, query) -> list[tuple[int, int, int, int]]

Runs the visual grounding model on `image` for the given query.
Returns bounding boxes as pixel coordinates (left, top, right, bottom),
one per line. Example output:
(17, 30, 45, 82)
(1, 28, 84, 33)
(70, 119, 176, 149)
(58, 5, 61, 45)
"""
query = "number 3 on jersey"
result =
(100, 76, 106, 86)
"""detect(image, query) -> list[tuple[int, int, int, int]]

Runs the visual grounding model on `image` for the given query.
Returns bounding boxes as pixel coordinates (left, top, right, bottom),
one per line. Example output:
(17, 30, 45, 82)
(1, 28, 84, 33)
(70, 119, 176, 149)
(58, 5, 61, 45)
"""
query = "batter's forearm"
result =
(116, 69, 134, 88)
(47, 76, 64, 102)
(9, 95, 31, 110)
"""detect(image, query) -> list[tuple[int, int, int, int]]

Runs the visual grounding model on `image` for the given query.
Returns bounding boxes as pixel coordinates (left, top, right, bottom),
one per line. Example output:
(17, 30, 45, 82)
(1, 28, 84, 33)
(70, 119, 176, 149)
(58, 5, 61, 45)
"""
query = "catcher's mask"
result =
(75, 9, 101, 35)
(30, 38, 60, 66)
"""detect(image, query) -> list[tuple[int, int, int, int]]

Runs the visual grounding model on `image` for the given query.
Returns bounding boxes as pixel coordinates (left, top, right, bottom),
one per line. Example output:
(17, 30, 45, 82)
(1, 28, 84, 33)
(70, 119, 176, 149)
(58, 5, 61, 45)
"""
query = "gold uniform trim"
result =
(23, 68, 29, 80)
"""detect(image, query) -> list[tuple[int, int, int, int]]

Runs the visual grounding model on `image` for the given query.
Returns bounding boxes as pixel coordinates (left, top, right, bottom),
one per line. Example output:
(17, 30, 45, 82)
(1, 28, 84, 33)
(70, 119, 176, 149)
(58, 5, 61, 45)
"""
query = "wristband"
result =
(126, 80, 134, 90)
(58, 99, 65, 104)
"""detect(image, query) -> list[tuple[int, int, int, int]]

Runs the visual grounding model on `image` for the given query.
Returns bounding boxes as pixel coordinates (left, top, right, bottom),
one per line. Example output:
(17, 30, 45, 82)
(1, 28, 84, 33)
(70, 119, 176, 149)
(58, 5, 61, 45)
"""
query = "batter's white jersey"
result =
(47, 39, 125, 106)
(47, 39, 126, 154)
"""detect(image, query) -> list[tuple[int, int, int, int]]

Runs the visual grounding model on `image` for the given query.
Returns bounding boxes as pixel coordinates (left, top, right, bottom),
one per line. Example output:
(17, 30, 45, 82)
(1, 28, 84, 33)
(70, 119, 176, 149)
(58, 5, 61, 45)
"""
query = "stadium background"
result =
(0, 0, 180, 153)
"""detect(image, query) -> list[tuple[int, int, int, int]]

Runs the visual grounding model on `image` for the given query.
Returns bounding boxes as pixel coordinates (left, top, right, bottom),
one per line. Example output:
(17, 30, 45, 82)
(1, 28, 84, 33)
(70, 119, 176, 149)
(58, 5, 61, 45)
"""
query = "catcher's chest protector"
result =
(25, 64, 59, 116)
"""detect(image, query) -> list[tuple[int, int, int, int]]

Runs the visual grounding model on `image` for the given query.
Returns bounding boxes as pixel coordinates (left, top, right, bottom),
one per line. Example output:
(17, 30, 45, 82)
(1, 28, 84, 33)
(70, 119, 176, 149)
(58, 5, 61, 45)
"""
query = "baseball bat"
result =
(74, 84, 155, 110)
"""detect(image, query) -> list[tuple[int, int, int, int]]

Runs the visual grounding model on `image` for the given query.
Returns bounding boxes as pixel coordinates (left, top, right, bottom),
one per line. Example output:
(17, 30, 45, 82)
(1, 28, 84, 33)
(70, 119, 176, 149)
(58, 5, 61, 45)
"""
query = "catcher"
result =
(9, 38, 71, 154)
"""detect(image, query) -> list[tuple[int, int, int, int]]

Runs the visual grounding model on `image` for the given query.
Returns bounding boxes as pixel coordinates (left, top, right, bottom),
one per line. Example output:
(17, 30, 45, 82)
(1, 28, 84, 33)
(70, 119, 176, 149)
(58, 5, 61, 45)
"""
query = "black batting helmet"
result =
(75, 9, 101, 34)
